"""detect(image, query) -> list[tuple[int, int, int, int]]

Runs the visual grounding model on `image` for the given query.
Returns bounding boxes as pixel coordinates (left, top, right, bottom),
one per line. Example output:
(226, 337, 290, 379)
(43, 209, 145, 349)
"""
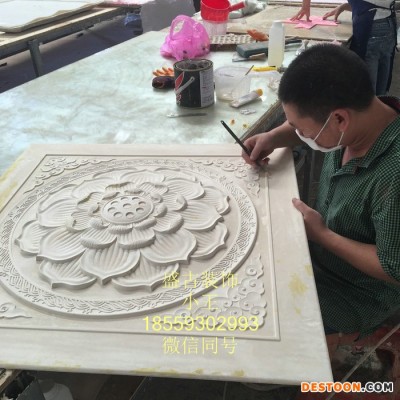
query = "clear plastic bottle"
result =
(268, 20, 285, 68)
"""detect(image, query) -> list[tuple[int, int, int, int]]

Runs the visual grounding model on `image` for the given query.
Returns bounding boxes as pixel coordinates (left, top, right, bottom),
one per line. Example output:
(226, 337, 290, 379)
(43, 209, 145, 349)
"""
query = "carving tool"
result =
(232, 53, 267, 62)
(245, 64, 254, 75)
(220, 120, 263, 168)
(167, 112, 207, 118)
(228, 64, 254, 99)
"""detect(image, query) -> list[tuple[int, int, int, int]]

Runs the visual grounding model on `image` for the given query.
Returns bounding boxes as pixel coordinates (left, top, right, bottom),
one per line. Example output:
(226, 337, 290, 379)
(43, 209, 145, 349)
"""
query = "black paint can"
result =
(174, 59, 214, 108)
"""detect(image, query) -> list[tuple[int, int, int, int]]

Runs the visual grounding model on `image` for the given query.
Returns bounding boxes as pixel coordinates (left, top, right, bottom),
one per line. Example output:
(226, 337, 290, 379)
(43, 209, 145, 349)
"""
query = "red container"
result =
(201, 0, 245, 22)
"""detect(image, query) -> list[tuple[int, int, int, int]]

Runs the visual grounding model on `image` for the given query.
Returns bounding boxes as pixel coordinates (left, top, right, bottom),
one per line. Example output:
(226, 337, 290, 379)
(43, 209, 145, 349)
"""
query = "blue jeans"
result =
(364, 16, 397, 95)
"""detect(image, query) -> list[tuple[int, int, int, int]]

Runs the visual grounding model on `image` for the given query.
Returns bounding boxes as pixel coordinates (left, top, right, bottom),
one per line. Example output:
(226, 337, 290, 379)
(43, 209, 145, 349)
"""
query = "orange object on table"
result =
(152, 67, 174, 77)
(247, 29, 269, 41)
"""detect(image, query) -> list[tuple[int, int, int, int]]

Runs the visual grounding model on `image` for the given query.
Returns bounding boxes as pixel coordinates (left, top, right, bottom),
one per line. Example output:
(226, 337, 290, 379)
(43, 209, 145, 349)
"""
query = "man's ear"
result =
(332, 109, 350, 133)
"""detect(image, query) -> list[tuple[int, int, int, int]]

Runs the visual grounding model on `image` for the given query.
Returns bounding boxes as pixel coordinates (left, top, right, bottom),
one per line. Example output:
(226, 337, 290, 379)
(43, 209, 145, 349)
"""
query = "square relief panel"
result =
(0, 144, 332, 384)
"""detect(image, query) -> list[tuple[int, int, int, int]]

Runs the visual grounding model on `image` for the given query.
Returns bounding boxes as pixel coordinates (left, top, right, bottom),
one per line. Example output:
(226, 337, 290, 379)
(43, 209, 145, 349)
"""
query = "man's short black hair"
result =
(278, 44, 374, 123)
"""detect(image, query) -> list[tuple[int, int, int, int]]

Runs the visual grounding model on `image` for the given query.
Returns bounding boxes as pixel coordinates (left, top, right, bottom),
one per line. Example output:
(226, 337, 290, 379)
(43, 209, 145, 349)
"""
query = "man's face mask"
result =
(295, 113, 345, 152)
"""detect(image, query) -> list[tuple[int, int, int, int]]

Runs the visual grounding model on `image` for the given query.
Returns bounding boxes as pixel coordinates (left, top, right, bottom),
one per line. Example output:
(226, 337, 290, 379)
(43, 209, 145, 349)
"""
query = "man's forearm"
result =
(319, 230, 399, 285)
(270, 121, 304, 148)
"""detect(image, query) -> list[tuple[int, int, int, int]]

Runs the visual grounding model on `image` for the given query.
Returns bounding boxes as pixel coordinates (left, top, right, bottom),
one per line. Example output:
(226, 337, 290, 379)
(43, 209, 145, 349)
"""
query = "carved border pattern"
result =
(191, 159, 261, 197)
(0, 158, 259, 316)
(173, 255, 267, 329)
(24, 157, 114, 192)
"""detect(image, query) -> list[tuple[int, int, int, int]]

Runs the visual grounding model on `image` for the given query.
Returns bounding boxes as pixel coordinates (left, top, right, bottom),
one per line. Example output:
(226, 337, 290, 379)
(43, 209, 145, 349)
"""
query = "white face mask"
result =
(295, 113, 345, 153)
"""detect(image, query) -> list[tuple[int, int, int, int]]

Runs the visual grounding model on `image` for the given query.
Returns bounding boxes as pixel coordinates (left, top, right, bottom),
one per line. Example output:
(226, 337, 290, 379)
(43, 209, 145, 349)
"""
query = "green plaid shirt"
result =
(311, 97, 400, 336)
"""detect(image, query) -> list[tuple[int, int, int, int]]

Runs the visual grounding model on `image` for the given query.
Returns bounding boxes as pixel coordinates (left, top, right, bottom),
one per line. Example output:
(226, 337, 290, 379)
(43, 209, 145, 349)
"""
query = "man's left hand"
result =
(292, 198, 328, 243)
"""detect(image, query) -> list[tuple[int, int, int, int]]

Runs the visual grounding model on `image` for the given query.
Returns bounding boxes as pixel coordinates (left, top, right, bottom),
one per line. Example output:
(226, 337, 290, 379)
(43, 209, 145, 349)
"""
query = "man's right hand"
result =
(242, 121, 303, 167)
(242, 132, 275, 167)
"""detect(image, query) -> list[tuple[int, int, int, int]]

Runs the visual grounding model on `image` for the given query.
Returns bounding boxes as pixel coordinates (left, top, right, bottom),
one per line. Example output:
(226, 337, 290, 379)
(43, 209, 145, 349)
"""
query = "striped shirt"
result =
(311, 97, 400, 336)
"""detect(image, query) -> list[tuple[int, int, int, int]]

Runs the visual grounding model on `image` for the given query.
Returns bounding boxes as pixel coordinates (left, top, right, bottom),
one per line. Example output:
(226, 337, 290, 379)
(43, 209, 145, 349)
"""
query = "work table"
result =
(0, 30, 294, 176)
(0, 29, 332, 386)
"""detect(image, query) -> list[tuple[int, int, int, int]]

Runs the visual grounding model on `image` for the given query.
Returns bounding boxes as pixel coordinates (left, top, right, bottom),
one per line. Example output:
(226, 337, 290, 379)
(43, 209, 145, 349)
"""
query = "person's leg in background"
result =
(383, 15, 397, 93)
(364, 16, 397, 95)
(193, 0, 200, 12)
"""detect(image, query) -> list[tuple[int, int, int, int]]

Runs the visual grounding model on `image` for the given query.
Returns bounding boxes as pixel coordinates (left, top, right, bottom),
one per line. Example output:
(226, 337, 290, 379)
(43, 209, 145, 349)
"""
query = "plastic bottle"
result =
(268, 20, 285, 68)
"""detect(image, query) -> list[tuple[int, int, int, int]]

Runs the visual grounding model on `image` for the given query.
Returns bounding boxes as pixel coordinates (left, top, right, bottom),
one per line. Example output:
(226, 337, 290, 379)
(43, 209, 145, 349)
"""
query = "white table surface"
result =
(0, 31, 332, 384)
(0, 30, 297, 176)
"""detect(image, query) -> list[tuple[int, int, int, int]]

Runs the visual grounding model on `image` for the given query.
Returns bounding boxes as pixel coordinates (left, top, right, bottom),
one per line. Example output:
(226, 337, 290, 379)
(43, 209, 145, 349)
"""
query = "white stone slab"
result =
(0, 0, 102, 32)
(0, 144, 332, 384)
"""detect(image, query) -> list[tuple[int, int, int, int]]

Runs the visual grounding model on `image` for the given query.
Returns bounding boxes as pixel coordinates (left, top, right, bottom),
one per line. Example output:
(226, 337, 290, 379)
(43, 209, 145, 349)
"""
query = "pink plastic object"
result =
(284, 16, 338, 29)
(160, 15, 210, 61)
(201, 0, 245, 22)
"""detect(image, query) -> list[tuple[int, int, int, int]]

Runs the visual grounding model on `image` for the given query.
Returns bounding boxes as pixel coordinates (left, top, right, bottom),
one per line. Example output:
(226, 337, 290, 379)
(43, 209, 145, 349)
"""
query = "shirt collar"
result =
(333, 96, 400, 172)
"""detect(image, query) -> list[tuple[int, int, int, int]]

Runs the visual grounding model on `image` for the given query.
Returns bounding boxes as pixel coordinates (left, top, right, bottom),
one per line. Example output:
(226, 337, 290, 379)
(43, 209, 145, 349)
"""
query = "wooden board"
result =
(227, 4, 353, 42)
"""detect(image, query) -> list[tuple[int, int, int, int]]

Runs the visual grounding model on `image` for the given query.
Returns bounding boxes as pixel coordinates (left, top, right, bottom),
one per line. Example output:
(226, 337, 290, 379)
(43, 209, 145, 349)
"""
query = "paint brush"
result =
(245, 64, 254, 75)
(220, 120, 263, 168)
(227, 64, 255, 99)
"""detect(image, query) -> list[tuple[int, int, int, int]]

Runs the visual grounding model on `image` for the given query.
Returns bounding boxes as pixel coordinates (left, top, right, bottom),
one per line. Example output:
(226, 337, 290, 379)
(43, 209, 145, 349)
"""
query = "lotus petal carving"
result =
(39, 259, 96, 289)
(80, 243, 140, 284)
(37, 228, 85, 262)
(15, 221, 52, 255)
(38, 198, 78, 227)
(113, 258, 179, 292)
(16, 168, 230, 291)
(181, 200, 222, 231)
(191, 224, 228, 259)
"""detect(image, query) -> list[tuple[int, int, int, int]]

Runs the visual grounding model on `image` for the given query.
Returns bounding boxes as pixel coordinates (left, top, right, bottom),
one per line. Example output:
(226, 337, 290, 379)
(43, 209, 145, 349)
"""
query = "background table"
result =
(228, 4, 353, 42)
(0, 30, 301, 177)
(0, 6, 138, 76)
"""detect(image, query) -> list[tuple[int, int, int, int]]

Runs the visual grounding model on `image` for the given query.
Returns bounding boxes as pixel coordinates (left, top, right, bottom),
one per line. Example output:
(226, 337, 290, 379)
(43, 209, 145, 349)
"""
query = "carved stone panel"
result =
(0, 144, 332, 384)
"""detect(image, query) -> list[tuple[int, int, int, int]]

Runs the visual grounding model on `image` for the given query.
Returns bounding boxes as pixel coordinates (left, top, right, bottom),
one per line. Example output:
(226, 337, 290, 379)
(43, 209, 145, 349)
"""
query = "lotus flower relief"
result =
(15, 168, 230, 291)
